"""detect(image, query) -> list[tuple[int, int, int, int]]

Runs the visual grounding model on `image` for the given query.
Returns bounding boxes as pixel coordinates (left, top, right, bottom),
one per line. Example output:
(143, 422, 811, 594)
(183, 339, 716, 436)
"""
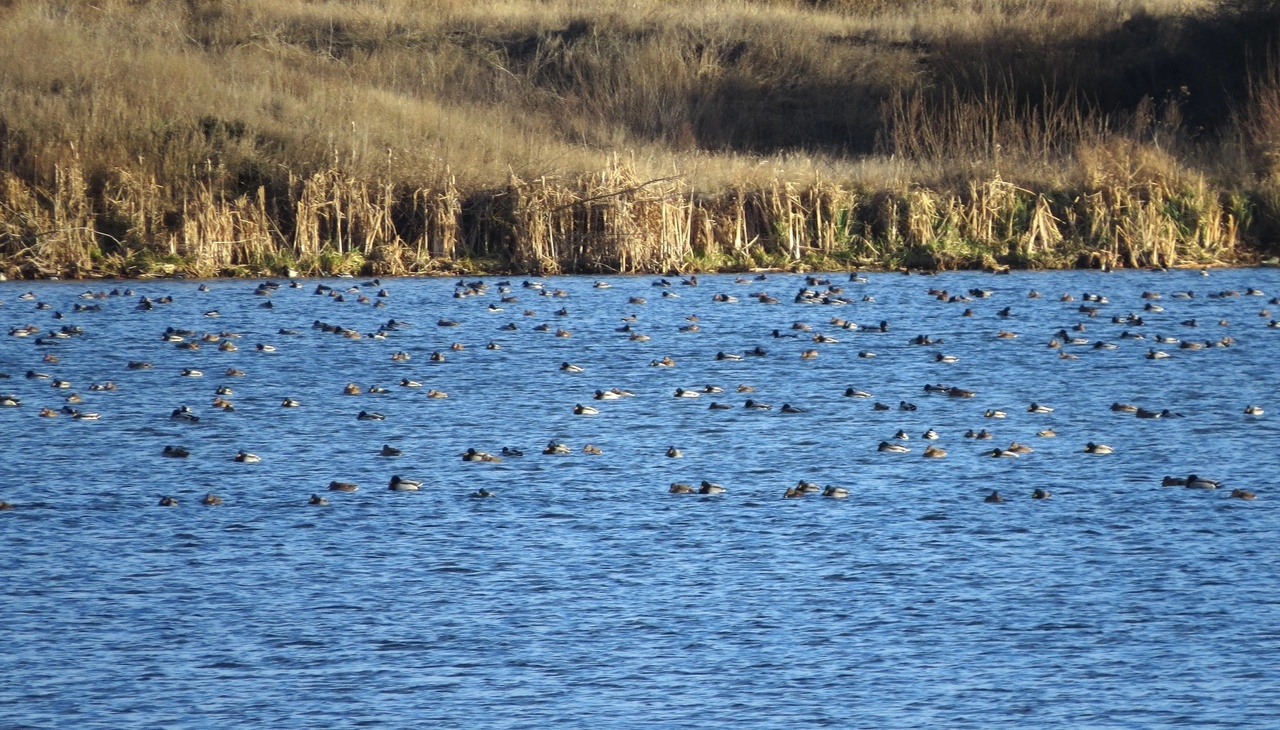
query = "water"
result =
(2, 269, 1279, 728)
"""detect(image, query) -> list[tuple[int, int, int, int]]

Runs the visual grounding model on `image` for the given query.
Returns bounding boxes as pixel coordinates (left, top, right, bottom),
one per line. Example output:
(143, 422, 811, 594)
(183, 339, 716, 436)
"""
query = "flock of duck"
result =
(0, 266, 1272, 510)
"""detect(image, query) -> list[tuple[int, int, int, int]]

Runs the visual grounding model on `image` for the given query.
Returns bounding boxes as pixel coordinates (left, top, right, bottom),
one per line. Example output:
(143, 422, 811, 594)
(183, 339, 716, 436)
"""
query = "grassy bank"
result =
(1, 0, 1278, 278)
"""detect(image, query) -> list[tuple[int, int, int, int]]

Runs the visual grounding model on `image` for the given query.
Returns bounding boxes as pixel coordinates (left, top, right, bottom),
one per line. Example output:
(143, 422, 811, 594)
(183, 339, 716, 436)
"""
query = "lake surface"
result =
(2, 268, 1279, 728)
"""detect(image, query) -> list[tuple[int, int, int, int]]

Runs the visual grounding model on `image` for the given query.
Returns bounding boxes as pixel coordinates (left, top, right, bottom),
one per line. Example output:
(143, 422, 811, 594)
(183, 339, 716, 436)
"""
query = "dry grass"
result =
(0, 0, 1274, 277)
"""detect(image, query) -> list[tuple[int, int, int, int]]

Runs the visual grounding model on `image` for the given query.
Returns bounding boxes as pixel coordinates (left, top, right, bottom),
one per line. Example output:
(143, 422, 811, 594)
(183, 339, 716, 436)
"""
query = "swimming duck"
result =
(426, 389, 448, 399)
(800, 349, 819, 359)
(845, 388, 872, 398)
(744, 399, 773, 410)
(673, 388, 699, 398)
(544, 441, 571, 455)
(171, 406, 200, 422)
(1245, 405, 1265, 416)
(399, 378, 422, 388)
(698, 481, 726, 495)
(1037, 429, 1056, 438)
(923, 445, 947, 458)
(357, 410, 385, 421)
(1146, 349, 1170, 359)
(309, 494, 330, 505)
(235, 450, 261, 463)
(583, 444, 603, 455)
(822, 486, 849, 499)
(783, 486, 804, 498)
(561, 362, 585, 373)
(225, 368, 245, 377)
(1028, 403, 1054, 413)
(574, 404, 600, 415)
(471, 488, 496, 499)
(781, 404, 807, 413)
(1007, 442, 1034, 454)
(162, 445, 190, 458)
(984, 491, 1004, 503)
(1111, 403, 1138, 412)
(669, 483, 696, 494)
(1032, 489, 1052, 499)
(368, 385, 389, 394)
(878, 441, 910, 453)
(985, 448, 1017, 457)
(281, 398, 301, 408)
(256, 343, 276, 352)
(39, 407, 57, 417)
(948, 387, 977, 398)
(158, 496, 179, 507)
(462, 448, 502, 463)
(715, 352, 743, 361)
(666, 446, 683, 458)
(935, 353, 959, 363)
(325, 481, 359, 492)
(1230, 489, 1257, 500)
(1084, 442, 1113, 454)
(1161, 476, 1187, 487)
(498, 447, 523, 458)
(344, 383, 362, 395)
(708, 402, 733, 410)
(380, 445, 403, 457)
(893, 429, 910, 440)
(389, 475, 422, 491)
(1185, 474, 1222, 489)
(202, 493, 223, 506)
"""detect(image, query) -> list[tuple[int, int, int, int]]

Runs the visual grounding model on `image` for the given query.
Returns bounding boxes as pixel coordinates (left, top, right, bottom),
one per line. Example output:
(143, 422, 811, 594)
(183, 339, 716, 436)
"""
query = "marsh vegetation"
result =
(2, 0, 1279, 277)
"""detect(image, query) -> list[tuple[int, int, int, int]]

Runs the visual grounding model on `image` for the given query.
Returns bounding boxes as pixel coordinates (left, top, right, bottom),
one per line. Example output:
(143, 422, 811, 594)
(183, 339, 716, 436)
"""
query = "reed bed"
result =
(0, 0, 1275, 278)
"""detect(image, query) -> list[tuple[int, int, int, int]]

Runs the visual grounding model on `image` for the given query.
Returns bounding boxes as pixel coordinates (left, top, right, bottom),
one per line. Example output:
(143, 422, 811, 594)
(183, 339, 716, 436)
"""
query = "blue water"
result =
(2, 268, 1279, 728)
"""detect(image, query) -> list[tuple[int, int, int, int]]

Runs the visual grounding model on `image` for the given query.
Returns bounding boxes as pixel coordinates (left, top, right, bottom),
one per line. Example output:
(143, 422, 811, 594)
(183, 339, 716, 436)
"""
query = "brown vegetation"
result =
(0, 0, 1278, 278)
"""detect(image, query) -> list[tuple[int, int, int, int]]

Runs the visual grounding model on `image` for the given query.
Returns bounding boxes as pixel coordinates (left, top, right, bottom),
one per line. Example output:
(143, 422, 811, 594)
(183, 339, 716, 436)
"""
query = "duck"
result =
(673, 388, 700, 398)
(309, 494, 330, 505)
(380, 444, 403, 457)
(947, 387, 977, 398)
(822, 486, 849, 499)
(1032, 489, 1052, 499)
(698, 481, 726, 495)
(878, 441, 910, 453)
(1111, 402, 1138, 413)
(501, 447, 524, 457)
(39, 407, 57, 417)
(327, 481, 359, 492)
(1007, 442, 1034, 454)
(708, 402, 733, 410)
(984, 409, 1006, 419)
(1185, 474, 1222, 489)
(399, 378, 422, 388)
(574, 404, 600, 415)
(1027, 402, 1054, 413)
(780, 404, 806, 413)
(650, 356, 677, 367)
(158, 496, 179, 507)
(427, 389, 448, 399)
(984, 491, 1004, 503)
(935, 353, 959, 363)
(162, 445, 190, 458)
(783, 486, 805, 498)
(235, 450, 262, 463)
(471, 488, 496, 499)
(202, 493, 223, 506)
(583, 444, 603, 455)
(715, 351, 743, 361)
(1245, 405, 1265, 416)
(281, 398, 301, 408)
(923, 445, 947, 458)
(171, 406, 200, 422)
(1230, 489, 1257, 500)
(1161, 476, 1187, 487)
(666, 446, 683, 458)
(357, 410, 385, 421)
(462, 448, 502, 463)
(669, 483, 696, 494)
(743, 399, 773, 410)
(544, 441, 571, 455)
(1037, 429, 1057, 438)
(561, 362, 585, 372)
(1084, 442, 1113, 454)
(844, 388, 872, 398)
(595, 389, 622, 401)
(256, 343, 276, 352)
(389, 475, 422, 491)
(987, 448, 1018, 458)
(225, 368, 245, 377)
(922, 429, 940, 440)
(800, 349, 819, 359)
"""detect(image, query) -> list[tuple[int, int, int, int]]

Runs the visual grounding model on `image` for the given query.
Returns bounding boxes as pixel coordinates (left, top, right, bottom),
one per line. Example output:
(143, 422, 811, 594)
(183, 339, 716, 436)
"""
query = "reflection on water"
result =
(2, 269, 1279, 727)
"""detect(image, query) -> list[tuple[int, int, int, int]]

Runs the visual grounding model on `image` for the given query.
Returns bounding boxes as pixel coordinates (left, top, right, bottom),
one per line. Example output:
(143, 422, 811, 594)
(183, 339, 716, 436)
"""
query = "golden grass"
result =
(0, 0, 1272, 277)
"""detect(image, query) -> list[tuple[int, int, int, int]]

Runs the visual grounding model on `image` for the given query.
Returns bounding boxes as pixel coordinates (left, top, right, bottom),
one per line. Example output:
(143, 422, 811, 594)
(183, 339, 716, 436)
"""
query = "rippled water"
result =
(2, 268, 1279, 728)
